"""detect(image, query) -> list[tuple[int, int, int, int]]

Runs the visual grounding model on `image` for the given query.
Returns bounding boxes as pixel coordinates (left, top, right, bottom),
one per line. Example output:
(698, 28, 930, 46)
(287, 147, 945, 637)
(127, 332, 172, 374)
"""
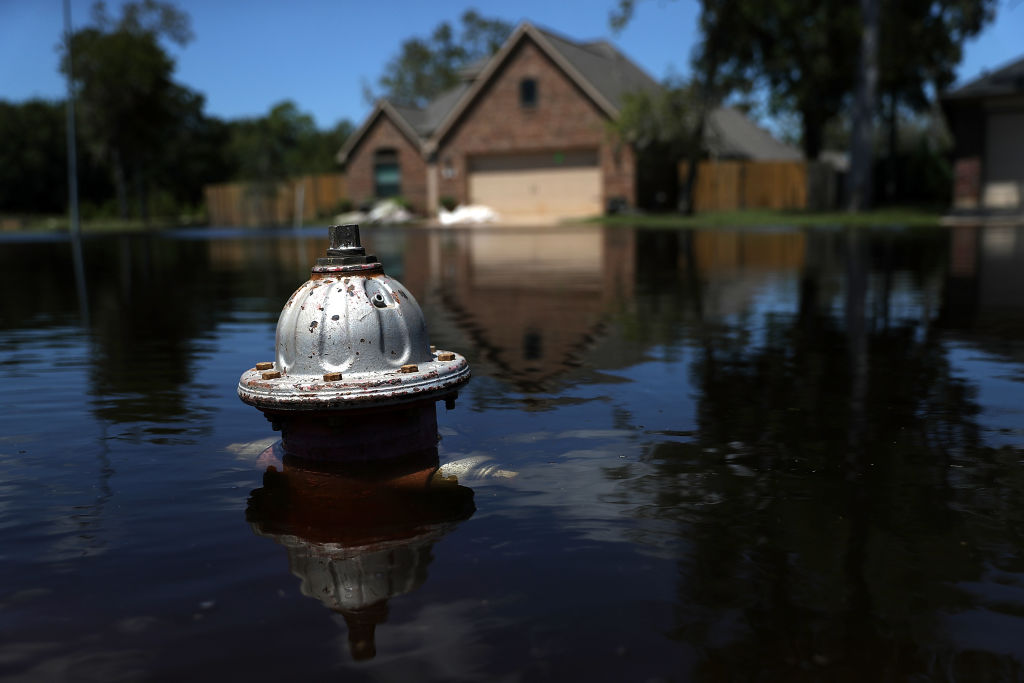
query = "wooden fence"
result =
(204, 173, 346, 227)
(679, 160, 827, 211)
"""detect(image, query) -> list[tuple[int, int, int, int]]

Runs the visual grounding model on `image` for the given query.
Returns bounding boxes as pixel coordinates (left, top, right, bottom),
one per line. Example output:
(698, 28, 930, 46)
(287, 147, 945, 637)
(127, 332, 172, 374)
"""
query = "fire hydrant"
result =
(238, 224, 471, 460)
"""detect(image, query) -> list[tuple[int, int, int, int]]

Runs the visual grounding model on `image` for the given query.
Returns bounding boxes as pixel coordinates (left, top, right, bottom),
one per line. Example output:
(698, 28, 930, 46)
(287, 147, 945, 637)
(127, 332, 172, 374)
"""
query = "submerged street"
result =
(1, 223, 1023, 680)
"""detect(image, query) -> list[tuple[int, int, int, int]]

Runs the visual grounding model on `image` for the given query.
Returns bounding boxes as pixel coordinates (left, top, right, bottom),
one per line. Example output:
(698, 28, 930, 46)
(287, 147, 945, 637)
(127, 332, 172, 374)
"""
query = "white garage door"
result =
(468, 150, 602, 220)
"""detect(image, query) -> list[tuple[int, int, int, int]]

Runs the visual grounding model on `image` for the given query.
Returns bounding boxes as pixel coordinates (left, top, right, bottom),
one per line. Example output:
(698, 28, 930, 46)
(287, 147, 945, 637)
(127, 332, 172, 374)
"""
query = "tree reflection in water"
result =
(621, 227, 1024, 680)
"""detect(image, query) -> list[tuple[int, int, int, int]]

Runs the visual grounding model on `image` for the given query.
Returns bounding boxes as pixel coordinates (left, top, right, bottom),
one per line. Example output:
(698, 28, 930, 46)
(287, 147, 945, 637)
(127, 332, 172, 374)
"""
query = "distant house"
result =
(942, 56, 1024, 216)
(337, 22, 797, 221)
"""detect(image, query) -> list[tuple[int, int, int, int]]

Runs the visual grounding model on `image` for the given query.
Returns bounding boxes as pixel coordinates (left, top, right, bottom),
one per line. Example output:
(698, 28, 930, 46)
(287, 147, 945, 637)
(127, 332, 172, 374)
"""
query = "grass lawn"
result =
(583, 206, 945, 228)
(2, 212, 212, 234)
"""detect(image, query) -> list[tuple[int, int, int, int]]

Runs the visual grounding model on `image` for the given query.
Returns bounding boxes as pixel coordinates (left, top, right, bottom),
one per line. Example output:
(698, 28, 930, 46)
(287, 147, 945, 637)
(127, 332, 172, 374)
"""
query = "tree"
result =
(0, 100, 67, 213)
(374, 10, 512, 107)
(847, 0, 880, 211)
(612, 0, 994, 212)
(876, 0, 995, 200)
(613, 81, 705, 213)
(225, 101, 354, 182)
(849, 0, 994, 209)
(0, 99, 116, 215)
(61, 0, 194, 220)
(713, 0, 862, 162)
(615, 0, 858, 161)
(152, 86, 233, 211)
(612, 0, 740, 214)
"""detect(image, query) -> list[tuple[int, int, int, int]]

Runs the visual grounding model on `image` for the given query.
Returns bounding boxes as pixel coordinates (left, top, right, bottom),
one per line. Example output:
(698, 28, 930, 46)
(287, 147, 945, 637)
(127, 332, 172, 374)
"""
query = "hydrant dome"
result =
(238, 224, 470, 412)
(275, 273, 432, 378)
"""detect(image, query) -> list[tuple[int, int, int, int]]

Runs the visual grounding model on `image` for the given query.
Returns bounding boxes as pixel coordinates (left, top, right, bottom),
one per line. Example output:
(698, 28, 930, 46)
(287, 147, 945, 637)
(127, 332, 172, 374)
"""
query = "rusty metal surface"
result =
(238, 352, 470, 410)
(256, 399, 445, 461)
(237, 224, 471, 414)
(275, 272, 432, 377)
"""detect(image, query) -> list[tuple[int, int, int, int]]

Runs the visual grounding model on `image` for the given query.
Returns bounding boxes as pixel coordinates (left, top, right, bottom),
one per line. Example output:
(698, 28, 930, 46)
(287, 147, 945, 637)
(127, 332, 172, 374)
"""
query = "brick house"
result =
(336, 22, 659, 221)
(942, 55, 1024, 216)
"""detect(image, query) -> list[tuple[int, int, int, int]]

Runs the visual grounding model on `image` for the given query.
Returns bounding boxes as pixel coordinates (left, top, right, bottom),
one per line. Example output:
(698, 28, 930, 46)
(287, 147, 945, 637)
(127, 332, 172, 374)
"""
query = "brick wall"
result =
(435, 37, 636, 208)
(344, 111, 428, 212)
(953, 157, 982, 210)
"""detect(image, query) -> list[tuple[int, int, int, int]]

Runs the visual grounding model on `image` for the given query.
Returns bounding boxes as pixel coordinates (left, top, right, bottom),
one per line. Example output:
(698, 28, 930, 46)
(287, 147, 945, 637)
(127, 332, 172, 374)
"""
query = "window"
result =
(520, 78, 537, 108)
(373, 148, 400, 197)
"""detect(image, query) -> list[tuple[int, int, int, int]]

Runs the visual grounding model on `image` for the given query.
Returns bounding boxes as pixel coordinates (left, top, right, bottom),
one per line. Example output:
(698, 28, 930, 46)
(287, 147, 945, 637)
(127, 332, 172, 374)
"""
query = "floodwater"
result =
(2, 223, 1024, 681)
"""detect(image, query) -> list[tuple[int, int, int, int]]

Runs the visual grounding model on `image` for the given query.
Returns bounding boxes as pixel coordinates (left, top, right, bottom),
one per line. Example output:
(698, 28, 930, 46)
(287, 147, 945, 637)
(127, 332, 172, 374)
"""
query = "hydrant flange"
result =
(237, 224, 470, 413)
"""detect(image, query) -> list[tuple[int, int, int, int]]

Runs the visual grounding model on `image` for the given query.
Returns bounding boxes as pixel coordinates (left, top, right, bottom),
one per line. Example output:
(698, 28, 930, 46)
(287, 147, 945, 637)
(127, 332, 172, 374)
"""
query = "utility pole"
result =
(64, 0, 89, 325)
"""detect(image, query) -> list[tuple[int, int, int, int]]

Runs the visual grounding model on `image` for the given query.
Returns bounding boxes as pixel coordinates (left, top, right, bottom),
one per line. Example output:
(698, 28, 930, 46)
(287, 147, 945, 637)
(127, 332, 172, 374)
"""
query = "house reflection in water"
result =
(400, 227, 637, 393)
(946, 225, 1024, 322)
(246, 448, 474, 660)
(397, 226, 808, 395)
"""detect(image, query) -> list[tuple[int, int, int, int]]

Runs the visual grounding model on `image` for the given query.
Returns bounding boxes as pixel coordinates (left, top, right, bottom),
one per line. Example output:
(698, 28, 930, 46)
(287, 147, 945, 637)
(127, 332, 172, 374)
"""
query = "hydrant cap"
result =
(238, 225, 470, 411)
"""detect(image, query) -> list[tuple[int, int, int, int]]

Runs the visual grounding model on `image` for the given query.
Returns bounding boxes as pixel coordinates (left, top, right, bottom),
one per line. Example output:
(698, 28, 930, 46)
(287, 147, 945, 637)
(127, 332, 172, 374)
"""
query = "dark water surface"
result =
(2, 224, 1024, 681)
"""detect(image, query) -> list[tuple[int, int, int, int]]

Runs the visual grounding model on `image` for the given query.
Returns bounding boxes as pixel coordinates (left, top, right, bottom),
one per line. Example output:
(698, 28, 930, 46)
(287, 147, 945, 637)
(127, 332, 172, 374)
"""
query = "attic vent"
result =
(520, 78, 538, 108)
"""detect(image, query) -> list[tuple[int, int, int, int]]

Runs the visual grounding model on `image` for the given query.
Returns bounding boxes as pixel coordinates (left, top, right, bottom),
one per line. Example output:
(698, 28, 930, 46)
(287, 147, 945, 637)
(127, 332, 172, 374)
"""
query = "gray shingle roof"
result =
(389, 104, 428, 136)
(421, 82, 472, 133)
(706, 108, 803, 161)
(356, 21, 795, 162)
(533, 28, 660, 110)
(386, 82, 472, 138)
(381, 23, 659, 143)
(944, 55, 1024, 100)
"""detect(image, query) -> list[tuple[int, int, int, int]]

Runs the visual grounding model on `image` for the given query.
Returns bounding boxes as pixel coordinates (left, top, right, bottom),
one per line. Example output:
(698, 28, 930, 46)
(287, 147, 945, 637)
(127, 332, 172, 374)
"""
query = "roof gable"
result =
(335, 101, 425, 165)
(944, 54, 1024, 100)
(425, 22, 658, 152)
(534, 28, 659, 110)
(338, 21, 660, 162)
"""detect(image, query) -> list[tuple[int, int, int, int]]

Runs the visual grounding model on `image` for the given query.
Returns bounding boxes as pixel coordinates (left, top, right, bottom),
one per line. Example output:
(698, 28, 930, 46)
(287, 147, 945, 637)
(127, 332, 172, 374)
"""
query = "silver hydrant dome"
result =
(238, 224, 470, 410)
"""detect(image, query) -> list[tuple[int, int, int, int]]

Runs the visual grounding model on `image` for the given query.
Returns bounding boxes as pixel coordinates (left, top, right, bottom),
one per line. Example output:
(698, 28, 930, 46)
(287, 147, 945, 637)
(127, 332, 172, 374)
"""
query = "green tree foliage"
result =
(0, 99, 116, 215)
(876, 0, 994, 200)
(613, 1, 742, 213)
(61, 0, 196, 220)
(616, 82, 702, 157)
(708, 0, 861, 161)
(225, 101, 354, 182)
(614, 81, 704, 212)
(611, 0, 994, 167)
(879, 0, 994, 113)
(0, 100, 68, 213)
(152, 86, 233, 211)
(374, 10, 512, 107)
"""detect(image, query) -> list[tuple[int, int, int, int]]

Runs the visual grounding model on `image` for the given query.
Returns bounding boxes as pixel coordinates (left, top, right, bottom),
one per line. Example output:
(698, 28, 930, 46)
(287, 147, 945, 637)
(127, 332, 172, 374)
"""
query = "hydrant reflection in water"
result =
(247, 446, 475, 660)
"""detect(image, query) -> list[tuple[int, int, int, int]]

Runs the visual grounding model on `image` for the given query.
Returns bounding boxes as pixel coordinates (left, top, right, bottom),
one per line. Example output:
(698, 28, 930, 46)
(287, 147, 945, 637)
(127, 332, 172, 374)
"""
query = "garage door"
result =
(468, 150, 601, 220)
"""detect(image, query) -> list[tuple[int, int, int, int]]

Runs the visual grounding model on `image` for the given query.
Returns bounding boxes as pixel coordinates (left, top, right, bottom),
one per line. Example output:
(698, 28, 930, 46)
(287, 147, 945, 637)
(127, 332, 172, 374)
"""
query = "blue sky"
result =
(2, 0, 1021, 131)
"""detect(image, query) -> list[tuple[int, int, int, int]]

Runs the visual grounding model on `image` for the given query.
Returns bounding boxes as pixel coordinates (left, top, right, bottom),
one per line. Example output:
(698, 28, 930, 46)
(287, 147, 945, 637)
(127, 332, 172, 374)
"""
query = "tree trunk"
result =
(133, 160, 149, 226)
(847, 0, 880, 212)
(885, 92, 898, 201)
(801, 110, 825, 161)
(112, 148, 129, 220)
(680, 116, 706, 216)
